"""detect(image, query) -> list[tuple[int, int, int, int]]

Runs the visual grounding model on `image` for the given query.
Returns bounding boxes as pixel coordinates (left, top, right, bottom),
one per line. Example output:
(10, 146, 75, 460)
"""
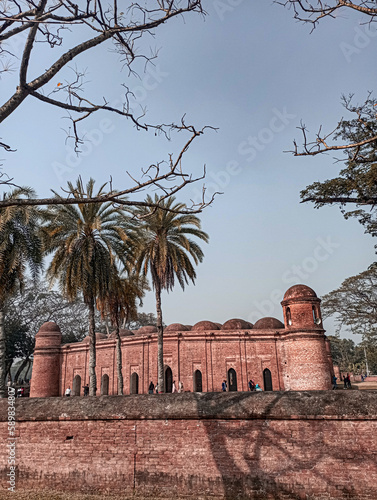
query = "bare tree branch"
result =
(0, 0, 205, 148)
(0, 125, 220, 213)
(276, 0, 377, 31)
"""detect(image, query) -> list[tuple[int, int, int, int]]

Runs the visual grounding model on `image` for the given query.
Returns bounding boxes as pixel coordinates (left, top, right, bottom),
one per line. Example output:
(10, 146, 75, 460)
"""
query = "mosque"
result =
(30, 284, 334, 397)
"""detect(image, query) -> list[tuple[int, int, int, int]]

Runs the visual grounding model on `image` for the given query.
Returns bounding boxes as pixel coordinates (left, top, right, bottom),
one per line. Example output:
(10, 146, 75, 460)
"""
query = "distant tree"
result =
(43, 177, 130, 396)
(97, 272, 147, 395)
(327, 335, 357, 373)
(321, 266, 377, 340)
(0, 187, 43, 398)
(132, 195, 209, 392)
(355, 341, 377, 375)
(4, 317, 30, 383)
(126, 312, 164, 331)
(327, 335, 377, 375)
(5, 279, 91, 343)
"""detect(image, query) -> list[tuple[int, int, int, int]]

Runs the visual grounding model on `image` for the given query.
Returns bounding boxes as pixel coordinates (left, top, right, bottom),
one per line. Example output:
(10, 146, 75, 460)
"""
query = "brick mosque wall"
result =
(30, 285, 335, 398)
(1, 391, 376, 499)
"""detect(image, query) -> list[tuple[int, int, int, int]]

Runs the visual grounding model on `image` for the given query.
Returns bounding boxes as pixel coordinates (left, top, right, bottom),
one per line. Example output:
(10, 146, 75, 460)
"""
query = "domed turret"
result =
(30, 322, 62, 398)
(281, 284, 322, 330)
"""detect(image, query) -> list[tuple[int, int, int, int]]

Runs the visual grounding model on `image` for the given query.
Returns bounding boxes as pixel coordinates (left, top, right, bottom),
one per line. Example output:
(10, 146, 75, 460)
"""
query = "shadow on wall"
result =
(189, 392, 359, 500)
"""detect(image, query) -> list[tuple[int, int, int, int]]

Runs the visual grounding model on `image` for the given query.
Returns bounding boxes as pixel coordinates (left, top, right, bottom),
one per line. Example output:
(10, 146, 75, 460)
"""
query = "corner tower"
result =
(280, 285, 331, 390)
(30, 322, 62, 398)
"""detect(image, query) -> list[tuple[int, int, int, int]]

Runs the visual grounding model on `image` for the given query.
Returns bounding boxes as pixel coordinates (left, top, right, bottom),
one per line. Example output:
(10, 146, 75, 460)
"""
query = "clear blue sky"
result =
(1, 2, 376, 341)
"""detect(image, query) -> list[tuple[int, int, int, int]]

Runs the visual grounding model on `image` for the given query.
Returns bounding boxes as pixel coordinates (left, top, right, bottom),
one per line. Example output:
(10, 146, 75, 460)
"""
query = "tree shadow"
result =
(189, 391, 373, 500)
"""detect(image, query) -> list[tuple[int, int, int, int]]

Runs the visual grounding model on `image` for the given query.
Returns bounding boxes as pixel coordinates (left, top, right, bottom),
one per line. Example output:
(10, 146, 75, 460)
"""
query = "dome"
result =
(137, 325, 157, 334)
(38, 322, 61, 333)
(221, 319, 253, 330)
(192, 321, 220, 331)
(82, 332, 107, 342)
(165, 323, 189, 332)
(109, 329, 134, 338)
(253, 317, 285, 330)
(283, 284, 317, 301)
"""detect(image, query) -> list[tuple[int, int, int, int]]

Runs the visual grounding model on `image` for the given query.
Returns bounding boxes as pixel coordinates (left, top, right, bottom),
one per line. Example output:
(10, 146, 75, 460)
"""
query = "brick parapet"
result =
(1, 391, 376, 422)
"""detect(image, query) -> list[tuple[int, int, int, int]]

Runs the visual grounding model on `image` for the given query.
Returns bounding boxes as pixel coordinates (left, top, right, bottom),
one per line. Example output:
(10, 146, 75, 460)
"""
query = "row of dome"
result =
(81, 317, 285, 342)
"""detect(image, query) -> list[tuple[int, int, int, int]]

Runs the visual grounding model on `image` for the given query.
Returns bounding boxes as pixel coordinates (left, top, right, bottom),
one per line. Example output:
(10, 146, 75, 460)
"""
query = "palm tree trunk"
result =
(0, 306, 6, 398)
(115, 321, 123, 395)
(155, 281, 164, 393)
(88, 299, 97, 396)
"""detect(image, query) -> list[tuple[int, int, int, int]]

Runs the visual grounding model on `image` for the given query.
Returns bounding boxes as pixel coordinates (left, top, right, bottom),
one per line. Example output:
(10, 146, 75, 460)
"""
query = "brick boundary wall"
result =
(1, 391, 377, 499)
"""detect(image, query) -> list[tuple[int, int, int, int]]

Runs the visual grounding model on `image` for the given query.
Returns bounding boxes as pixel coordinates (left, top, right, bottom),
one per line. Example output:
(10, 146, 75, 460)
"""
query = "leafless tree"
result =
(278, 0, 377, 30)
(0, 0, 220, 212)
(0, 0, 204, 145)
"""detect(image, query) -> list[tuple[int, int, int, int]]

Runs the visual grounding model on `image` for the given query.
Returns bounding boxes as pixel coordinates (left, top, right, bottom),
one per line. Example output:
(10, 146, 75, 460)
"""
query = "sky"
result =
(1, 1, 376, 341)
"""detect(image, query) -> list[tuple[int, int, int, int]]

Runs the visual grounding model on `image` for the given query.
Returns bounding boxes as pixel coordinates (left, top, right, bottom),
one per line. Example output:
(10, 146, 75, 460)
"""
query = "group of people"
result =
(65, 384, 89, 396)
(342, 373, 352, 389)
(148, 380, 184, 394)
(248, 379, 262, 392)
(332, 373, 352, 390)
(221, 379, 262, 391)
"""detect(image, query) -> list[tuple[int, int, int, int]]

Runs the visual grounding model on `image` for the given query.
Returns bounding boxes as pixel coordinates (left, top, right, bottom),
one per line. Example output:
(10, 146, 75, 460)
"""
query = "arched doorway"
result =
(194, 370, 203, 392)
(73, 375, 81, 396)
(101, 374, 109, 395)
(165, 366, 173, 393)
(227, 368, 237, 392)
(130, 372, 139, 394)
(263, 368, 273, 391)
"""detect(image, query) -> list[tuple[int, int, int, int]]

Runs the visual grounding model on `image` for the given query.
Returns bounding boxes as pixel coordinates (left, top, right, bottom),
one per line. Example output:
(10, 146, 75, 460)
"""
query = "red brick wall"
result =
(1, 392, 376, 499)
(37, 328, 332, 398)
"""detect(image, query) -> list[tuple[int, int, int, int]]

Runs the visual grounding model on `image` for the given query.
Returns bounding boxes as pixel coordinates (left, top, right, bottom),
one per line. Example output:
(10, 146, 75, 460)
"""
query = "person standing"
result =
(65, 386, 71, 397)
(83, 384, 89, 396)
(248, 379, 255, 391)
(155, 384, 158, 394)
(172, 380, 177, 393)
(178, 381, 184, 393)
(148, 381, 154, 394)
(222, 380, 227, 392)
(332, 375, 337, 390)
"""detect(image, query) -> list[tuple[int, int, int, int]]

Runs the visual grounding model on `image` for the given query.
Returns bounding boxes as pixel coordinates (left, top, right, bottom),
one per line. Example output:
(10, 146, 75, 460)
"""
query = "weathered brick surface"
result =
(1, 392, 376, 499)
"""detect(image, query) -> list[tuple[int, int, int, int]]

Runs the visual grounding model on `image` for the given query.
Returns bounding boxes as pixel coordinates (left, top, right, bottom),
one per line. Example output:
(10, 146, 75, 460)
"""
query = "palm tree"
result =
(131, 195, 209, 393)
(97, 270, 148, 395)
(0, 188, 43, 398)
(43, 178, 130, 396)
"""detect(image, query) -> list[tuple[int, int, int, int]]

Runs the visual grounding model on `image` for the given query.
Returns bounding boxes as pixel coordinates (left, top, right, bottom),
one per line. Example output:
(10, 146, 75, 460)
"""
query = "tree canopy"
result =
(322, 266, 377, 340)
(299, 96, 377, 246)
